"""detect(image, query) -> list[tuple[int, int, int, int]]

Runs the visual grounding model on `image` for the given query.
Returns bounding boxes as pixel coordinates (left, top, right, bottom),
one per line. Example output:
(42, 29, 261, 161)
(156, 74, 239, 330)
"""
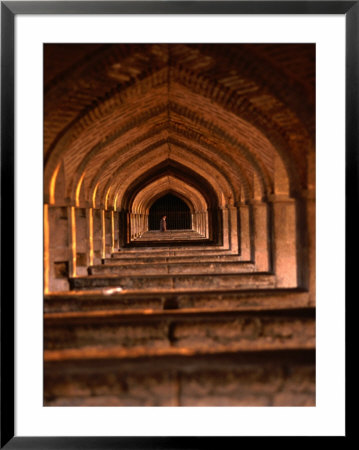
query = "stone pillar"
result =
(192, 213, 197, 232)
(87, 208, 94, 266)
(92, 209, 102, 264)
(205, 210, 209, 238)
(47, 205, 70, 292)
(269, 195, 297, 287)
(138, 214, 141, 236)
(118, 210, 128, 248)
(222, 207, 230, 249)
(296, 191, 315, 303)
(75, 207, 88, 276)
(44, 204, 50, 294)
(101, 209, 106, 259)
(228, 206, 239, 254)
(306, 194, 316, 304)
(250, 200, 269, 272)
(238, 203, 251, 261)
(113, 211, 119, 250)
(68, 205, 77, 277)
(213, 207, 223, 245)
(130, 213, 134, 240)
(104, 210, 112, 257)
(111, 210, 115, 253)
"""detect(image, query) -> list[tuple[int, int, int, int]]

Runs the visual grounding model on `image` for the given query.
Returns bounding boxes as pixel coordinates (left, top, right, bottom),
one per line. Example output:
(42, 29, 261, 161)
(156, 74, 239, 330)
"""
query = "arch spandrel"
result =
(117, 160, 220, 213)
(71, 118, 257, 207)
(131, 176, 207, 214)
(106, 145, 237, 210)
(60, 96, 274, 207)
(45, 64, 310, 205)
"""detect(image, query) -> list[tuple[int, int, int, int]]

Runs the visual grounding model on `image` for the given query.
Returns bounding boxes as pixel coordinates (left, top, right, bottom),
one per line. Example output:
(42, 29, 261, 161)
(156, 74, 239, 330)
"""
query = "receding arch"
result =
(118, 159, 221, 244)
(45, 64, 310, 202)
(131, 176, 207, 215)
(148, 193, 192, 230)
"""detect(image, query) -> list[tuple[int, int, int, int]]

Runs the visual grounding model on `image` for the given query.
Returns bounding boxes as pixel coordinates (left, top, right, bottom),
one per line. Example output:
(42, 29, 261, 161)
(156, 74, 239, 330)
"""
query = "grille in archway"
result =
(149, 194, 191, 230)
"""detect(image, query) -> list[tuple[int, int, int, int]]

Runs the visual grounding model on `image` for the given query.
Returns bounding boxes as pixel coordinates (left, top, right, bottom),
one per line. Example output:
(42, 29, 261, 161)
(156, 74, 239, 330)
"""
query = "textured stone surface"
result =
(43, 44, 315, 406)
(44, 307, 315, 351)
(44, 349, 315, 406)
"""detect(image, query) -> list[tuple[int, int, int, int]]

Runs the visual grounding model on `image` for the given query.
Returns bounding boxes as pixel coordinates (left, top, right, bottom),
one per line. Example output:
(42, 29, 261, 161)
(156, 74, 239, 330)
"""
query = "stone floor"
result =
(134, 229, 207, 241)
(44, 229, 315, 406)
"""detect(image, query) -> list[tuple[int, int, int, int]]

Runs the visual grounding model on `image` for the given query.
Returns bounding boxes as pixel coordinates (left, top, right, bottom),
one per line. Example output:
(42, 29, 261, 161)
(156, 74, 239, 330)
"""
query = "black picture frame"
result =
(1, 1, 354, 447)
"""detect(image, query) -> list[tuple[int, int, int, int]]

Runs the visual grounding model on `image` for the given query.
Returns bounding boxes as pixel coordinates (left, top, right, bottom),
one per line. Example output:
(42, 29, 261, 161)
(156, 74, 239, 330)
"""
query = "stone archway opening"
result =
(149, 193, 191, 230)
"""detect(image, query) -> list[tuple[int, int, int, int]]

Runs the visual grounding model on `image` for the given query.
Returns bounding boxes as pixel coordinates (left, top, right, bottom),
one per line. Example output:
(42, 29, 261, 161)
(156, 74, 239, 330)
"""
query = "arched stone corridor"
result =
(44, 44, 315, 406)
(148, 194, 192, 230)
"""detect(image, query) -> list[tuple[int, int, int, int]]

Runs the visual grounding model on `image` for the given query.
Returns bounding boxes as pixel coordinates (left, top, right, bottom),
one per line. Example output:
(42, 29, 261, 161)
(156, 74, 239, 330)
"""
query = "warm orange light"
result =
(71, 206, 77, 277)
(89, 208, 94, 266)
(105, 187, 111, 210)
(75, 172, 85, 207)
(113, 193, 118, 212)
(92, 182, 99, 209)
(44, 204, 49, 293)
(111, 210, 115, 253)
(101, 209, 106, 258)
(49, 162, 61, 205)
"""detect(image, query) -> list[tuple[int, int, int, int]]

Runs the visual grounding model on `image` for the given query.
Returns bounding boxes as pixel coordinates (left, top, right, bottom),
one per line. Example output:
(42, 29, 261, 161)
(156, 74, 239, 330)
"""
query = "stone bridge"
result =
(44, 44, 315, 406)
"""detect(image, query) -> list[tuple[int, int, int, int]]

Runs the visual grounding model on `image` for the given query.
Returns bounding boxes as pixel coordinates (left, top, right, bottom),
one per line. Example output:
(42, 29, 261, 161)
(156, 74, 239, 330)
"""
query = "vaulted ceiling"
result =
(44, 44, 315, 209)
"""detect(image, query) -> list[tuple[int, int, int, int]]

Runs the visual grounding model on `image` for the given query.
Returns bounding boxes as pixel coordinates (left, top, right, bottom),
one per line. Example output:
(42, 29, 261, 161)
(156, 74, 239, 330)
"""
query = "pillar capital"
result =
(248, 199, 266, 206)
(235, 201, 249, 208)
(298, 189, 316, 200)
(268, 194, 296, 204)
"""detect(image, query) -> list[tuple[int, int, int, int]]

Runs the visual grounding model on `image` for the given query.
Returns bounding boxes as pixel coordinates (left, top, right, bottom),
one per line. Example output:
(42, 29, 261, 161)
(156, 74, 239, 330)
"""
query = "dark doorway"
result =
(149, 194, 191, 230)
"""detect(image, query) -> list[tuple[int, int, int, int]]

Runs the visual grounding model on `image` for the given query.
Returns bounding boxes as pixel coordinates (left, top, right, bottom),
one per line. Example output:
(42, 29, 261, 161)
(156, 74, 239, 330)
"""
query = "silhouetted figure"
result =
(160, 216, 167, 232)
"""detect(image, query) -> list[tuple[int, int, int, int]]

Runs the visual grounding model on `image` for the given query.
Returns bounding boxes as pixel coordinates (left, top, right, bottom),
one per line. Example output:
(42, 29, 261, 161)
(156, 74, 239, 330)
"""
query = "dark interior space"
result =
(149, 194, 191, 230)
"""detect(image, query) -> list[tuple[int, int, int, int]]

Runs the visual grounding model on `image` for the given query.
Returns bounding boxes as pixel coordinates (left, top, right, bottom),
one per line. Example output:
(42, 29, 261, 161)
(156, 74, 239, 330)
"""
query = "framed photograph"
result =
(1, 1, 353, 447)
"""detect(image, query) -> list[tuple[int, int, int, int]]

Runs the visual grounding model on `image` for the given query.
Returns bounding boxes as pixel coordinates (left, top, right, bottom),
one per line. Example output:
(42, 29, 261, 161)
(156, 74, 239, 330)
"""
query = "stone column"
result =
(92, 209, 102, 263)
(101, 209, 106, 259)
(68, 205, 77, 277)
(306, 194, 316, 304)
(193, 213, 197, 233)
(228, 206, 239, 254)
(111, 210, 115, 253)
(44, 204, 50, 293)
(75, 207, 88, 276)
(87, 207, 94, 266)
(221, 207, 230, 249)
(238, 203, 251, 261)
(269, 195, 297, 287)
(205, 210, 209, 238)
(104, 210, 112, 257)
(113, 211, 119, 250)
(296, 191, 315, 303)
(118, 210, 128, 248)
(130, 213, 134, 240)
(47, 205, 70, 292)
(250, 200, 269, 272)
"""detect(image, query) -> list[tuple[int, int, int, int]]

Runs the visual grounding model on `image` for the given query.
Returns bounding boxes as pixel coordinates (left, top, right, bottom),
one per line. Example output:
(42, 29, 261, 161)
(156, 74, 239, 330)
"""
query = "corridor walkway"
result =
(44, 228, 315, 406)
(134, 229, 207, 241)
(43, 44, 316, 406)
